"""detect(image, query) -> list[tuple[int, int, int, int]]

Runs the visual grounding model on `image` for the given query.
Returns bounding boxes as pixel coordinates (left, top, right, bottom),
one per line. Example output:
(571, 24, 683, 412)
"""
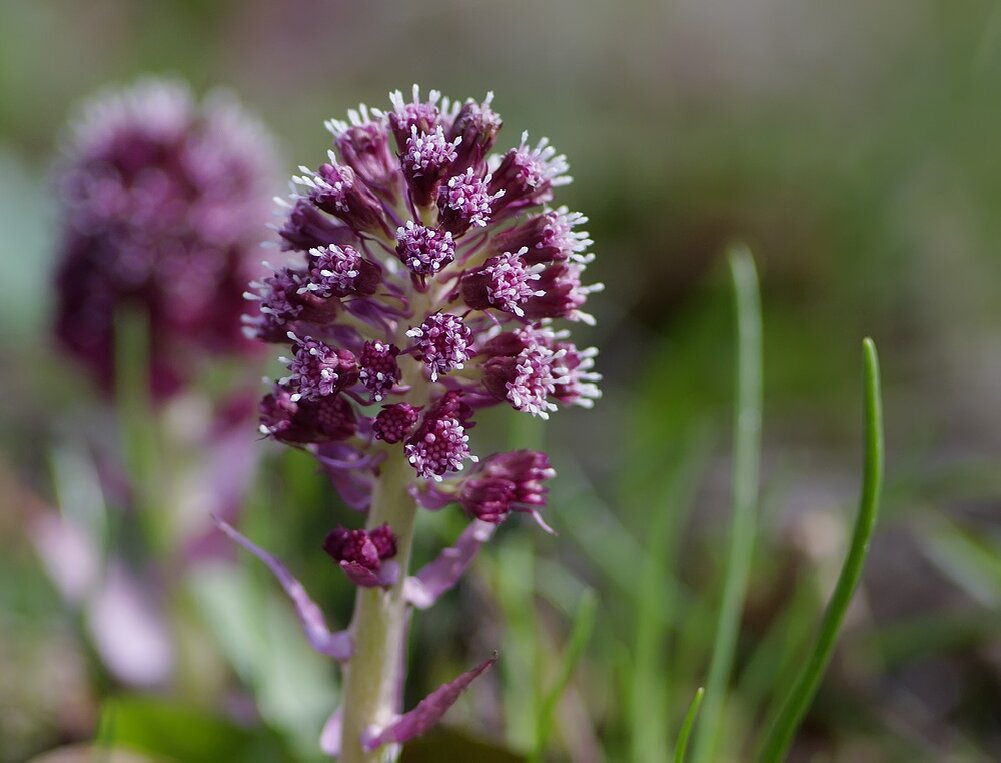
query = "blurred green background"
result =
(2, 1, 1000, 761)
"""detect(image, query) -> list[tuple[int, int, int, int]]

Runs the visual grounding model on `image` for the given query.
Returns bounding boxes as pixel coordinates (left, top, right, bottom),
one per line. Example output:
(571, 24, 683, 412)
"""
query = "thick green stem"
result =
(339, 446, 419, 763)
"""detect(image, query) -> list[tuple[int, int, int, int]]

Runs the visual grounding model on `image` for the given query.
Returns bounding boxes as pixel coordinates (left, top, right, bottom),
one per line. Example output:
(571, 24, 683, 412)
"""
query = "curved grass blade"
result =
(756, 338, 884, 762)
(673, 687, 705, 763)
(691, 245, 763, 763)
(529, 588, 598, 763)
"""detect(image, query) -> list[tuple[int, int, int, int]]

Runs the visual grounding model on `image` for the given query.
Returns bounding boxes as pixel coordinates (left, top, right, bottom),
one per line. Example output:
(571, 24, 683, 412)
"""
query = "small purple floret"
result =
(406, 312, 471, 382)
(394, 222, 455, 277)
(358, 341, 401, 401)
(373, 403, 421, 443)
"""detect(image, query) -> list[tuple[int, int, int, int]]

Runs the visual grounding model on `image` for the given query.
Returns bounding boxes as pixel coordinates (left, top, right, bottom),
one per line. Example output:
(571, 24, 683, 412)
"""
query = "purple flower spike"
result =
(244, 87, 600, 754)
(405, 519, 496, 609)
(215, 519, 353, 661)
(360, 653, 499, 752)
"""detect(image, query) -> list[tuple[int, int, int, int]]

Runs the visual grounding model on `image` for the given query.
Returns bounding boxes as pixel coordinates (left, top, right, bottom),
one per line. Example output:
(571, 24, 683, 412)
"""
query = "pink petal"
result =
(320, 708, 342, 757)
(89, 562, 174, 687)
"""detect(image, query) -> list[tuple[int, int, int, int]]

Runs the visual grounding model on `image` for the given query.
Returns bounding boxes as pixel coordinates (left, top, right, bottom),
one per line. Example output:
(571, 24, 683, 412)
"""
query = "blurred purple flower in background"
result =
(229, 85, 601, 760)
(33, 79, 281, 691)
(53, 78, 278, 398)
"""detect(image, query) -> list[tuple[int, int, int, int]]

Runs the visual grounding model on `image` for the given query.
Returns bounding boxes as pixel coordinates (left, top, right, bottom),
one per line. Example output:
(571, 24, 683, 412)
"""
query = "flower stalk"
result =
(339, 446, 417, 763)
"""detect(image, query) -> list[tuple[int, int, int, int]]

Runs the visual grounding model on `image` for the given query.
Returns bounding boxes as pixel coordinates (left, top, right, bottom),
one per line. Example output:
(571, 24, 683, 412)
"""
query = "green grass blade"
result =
(629, 429, 712, 763)
(756, 338, 884, 762)
(494, 539, 541, 751)
(530, 589, 598, 762)
(691, 245, 763, 763)
(673, 687, 705, 763)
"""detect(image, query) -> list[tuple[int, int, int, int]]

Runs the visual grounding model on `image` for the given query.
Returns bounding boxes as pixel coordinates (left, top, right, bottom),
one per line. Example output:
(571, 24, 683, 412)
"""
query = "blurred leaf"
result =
(492, 538, 539, 752)
(188, 562, 338, 761)
(29, 744, 157, 763)
(97, 695, 291, 763)
(402, 727, 524, 762)
(918, 518, 1001, 608)
(530, 589, 598, 762)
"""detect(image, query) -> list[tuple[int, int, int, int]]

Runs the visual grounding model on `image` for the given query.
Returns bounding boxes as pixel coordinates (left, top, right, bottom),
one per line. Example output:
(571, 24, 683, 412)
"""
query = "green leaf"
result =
(756, 338, 885, 762)
(97, 694, 292, 763)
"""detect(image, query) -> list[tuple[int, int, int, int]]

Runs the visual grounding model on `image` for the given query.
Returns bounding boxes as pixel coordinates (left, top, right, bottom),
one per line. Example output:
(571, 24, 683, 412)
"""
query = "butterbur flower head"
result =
(296, 162, 387, 235)
(326, 105, 399, 193)
(492, 206, 593, 265)
(53, 78, 278, 398)
(277, 198, 354, 252)
(386, 85, 451, 148)
(240, 85, 601, 756)
(323, 523, 399, 588)
(488, 132, 571, 214)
